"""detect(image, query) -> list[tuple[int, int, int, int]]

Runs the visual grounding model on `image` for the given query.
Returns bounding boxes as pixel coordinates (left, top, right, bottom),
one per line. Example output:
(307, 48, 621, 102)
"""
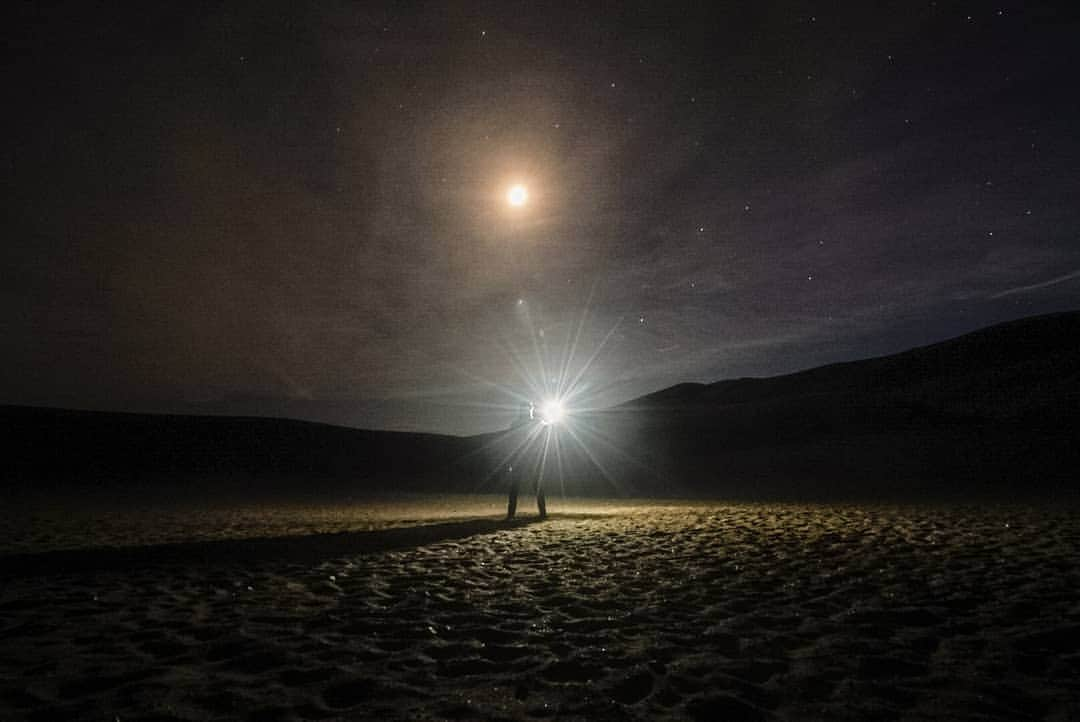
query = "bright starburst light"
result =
(539, 398, 565, 425)
(448, 286, 656, 500)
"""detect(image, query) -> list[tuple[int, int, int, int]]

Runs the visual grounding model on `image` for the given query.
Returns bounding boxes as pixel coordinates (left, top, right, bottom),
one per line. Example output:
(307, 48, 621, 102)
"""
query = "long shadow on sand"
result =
(0, 516, 542, 578)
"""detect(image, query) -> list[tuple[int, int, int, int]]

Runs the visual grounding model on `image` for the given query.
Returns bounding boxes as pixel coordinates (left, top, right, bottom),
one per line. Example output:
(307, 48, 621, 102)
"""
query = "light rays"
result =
(420, 280, 664, 500)
(449, 288, 660, 499)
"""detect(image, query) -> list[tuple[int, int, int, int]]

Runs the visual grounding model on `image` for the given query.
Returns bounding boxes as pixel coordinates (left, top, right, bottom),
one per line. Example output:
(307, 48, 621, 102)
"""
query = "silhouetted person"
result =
(506, 402, 547, 520)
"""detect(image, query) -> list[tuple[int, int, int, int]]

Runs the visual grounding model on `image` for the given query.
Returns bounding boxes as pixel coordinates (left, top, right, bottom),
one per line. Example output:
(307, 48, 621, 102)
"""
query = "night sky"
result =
(5, 1, 1079, 435)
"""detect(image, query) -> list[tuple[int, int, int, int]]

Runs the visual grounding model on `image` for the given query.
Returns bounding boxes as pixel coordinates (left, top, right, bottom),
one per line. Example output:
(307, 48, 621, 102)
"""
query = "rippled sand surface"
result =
(2, 498, 1079, 720)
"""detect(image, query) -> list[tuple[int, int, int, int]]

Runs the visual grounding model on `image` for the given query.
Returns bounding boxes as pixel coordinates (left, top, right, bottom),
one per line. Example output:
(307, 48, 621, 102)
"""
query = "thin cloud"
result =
(990, 269, 1080, 299)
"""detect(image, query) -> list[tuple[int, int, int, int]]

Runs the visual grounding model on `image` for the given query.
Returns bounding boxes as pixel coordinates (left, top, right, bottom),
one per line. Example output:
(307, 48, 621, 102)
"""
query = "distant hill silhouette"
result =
(581, 311, 1080, 500)
(3, 311, 1078, 502)
(1, 407, 473, 500)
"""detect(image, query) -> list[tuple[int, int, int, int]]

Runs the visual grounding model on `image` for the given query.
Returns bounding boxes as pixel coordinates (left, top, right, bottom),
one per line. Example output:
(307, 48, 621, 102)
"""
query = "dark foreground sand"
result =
(2, 497, 1079, 721)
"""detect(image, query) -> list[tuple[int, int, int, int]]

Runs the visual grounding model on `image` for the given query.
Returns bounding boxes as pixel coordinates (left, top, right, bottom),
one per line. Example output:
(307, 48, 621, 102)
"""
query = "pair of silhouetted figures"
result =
(505, 401, 546, 520)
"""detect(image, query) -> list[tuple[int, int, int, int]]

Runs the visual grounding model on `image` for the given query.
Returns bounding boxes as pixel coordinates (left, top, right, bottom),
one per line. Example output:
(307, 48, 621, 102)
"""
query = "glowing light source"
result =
(539, 398, 565, 426)
(507, 184, 528, 207)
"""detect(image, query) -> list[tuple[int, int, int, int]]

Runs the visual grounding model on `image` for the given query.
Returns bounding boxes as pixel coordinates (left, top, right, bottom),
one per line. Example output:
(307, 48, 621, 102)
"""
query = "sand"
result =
(2, 497, 1079, 721)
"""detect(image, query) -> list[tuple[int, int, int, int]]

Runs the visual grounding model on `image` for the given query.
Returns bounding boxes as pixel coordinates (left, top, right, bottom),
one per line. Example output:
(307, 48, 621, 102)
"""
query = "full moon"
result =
(507, 184, 528, 207)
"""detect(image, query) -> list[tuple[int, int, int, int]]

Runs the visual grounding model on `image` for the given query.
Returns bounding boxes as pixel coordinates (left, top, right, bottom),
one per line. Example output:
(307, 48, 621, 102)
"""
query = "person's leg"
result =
(507, 476, 518, 519)
(536, 481, 546, 519)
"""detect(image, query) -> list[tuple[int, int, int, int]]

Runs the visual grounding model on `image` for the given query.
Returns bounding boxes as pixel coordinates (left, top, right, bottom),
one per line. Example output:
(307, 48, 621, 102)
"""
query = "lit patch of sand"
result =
(0, 495, 667, 555)
(1, 500, 1078, 720)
